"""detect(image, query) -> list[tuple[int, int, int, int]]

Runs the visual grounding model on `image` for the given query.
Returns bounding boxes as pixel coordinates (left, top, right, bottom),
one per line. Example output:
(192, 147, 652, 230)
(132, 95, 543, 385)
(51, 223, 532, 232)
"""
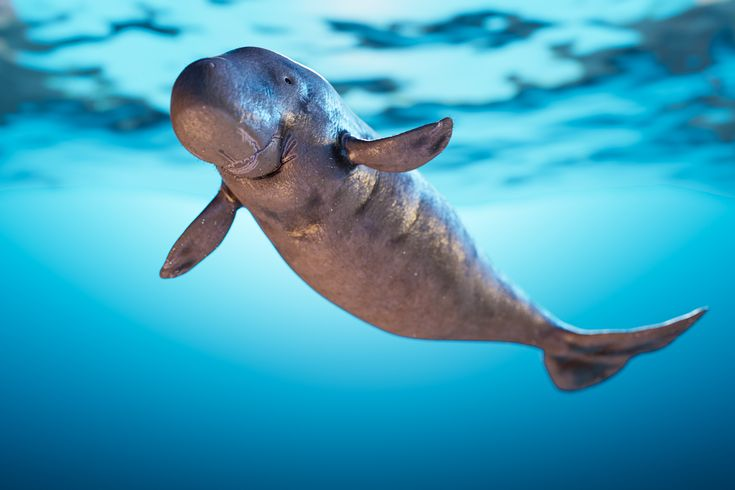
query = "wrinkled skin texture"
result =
(164, 47, 706, 391)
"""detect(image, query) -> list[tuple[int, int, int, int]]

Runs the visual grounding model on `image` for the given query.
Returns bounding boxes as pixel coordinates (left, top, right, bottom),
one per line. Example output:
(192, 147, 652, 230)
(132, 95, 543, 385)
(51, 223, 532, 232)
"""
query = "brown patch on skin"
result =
(288, 223, 322, 239)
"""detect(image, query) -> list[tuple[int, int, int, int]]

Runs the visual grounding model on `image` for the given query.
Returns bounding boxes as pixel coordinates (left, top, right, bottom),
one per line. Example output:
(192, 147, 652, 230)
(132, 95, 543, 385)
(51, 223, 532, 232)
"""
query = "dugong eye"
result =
(284, 76, 293, 85)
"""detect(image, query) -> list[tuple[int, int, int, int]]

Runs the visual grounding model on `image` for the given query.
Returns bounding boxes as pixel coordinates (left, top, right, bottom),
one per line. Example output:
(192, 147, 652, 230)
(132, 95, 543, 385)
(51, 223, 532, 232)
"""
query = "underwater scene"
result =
(1, 0, 734, 487)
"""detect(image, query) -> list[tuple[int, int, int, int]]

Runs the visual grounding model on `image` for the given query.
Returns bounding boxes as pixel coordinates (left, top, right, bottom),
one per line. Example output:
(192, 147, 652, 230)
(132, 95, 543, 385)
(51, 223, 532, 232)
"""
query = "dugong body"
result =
(161, 47, 706, 391)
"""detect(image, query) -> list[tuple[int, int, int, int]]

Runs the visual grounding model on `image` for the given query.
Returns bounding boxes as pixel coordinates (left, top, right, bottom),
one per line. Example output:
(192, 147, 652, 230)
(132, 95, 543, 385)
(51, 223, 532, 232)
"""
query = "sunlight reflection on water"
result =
(1, 0, 734, 200)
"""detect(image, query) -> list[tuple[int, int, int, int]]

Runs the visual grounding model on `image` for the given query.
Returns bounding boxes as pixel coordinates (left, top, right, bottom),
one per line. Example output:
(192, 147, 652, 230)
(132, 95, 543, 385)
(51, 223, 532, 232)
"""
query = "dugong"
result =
(160, 47, 706, 391)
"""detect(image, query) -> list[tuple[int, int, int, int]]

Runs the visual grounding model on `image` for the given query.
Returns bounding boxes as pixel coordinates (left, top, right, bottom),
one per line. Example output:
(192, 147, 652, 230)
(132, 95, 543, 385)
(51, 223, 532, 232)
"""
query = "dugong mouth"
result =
(218, 130, 285, 179)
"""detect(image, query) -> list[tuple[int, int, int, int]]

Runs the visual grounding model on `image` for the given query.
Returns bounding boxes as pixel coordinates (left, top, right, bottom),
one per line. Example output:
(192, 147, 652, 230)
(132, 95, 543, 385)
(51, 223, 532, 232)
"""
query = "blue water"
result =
(1, 0, 734, 488)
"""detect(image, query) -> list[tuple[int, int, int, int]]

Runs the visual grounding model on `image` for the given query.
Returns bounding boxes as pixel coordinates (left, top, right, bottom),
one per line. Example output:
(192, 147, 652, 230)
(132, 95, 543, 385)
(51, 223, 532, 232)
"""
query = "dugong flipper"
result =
(160, 183, 241, 278)
(341, 118, 453, 172)
(160, 47, 708, 391)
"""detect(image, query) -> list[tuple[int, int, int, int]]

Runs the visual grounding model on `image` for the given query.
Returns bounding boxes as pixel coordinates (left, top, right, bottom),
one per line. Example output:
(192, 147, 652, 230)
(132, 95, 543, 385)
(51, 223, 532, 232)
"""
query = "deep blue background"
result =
(1, 1, 734, 488)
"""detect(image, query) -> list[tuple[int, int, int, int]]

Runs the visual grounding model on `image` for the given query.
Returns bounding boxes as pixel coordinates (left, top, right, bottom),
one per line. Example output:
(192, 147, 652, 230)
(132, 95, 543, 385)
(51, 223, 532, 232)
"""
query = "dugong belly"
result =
(243, 168, 552, 344)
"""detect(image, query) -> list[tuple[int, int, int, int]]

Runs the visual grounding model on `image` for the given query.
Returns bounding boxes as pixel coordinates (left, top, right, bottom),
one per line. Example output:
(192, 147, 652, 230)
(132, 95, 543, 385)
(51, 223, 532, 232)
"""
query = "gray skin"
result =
(161, 47, 707, 391)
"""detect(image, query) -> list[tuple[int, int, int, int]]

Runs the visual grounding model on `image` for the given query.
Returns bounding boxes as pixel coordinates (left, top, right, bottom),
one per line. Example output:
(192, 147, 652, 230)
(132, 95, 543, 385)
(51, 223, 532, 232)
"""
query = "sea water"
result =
(1, 1, 733, 488)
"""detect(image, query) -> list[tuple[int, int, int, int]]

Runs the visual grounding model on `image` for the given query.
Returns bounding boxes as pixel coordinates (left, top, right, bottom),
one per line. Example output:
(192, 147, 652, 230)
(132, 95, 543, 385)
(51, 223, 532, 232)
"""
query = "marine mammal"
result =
(160, 47, 706, 391)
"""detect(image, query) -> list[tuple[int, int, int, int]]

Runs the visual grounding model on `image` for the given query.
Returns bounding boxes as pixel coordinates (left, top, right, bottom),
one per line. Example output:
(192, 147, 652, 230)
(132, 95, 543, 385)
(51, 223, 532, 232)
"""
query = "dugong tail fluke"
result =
(544, 307, 707, 391)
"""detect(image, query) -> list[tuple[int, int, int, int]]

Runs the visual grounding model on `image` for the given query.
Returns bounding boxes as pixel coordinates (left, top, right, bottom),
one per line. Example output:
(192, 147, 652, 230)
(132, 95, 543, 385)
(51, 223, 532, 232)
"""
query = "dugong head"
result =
(161, 47, 454, 277)
(171, 47, 454, 187)
(170, 47, 324, 180)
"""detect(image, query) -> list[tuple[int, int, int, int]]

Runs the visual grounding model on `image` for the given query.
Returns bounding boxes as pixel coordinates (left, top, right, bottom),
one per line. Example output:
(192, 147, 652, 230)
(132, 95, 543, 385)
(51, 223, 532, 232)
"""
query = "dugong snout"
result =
(170, 57, 274, 172)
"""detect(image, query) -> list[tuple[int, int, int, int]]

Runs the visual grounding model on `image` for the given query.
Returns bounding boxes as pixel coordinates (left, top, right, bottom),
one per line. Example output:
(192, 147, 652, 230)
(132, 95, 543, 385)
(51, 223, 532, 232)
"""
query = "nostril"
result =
(194, 58, 219, 73)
